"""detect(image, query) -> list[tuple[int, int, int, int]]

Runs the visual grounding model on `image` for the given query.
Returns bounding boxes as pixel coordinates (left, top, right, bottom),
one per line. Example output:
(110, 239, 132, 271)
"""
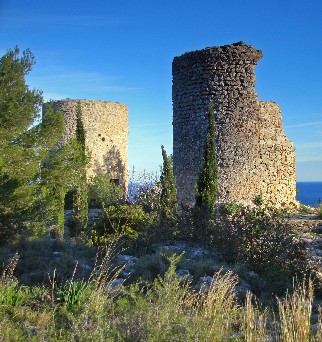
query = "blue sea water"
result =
(296, 182, 322, 207)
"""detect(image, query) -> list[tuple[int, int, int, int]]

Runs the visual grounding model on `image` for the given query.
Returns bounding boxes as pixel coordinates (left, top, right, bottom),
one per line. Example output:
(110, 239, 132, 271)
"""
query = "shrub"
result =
(214, 206, 308, 284)
(134, 252, 168, 282)
(219, 201, 240, 217)
(90, 203, 158, 245)
(298, 203, 315, 215)
(316, 203, 322, 219)
(88, 172, 123, 209)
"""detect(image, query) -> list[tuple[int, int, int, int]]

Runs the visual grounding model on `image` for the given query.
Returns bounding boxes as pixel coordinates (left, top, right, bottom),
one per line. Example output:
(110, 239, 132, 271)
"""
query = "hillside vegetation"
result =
(1, 47, 322, 341)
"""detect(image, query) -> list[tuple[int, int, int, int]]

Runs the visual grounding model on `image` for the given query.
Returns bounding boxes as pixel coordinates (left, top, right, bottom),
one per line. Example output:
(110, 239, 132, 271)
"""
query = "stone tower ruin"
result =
(172, 42, 297, 207)
(48, 99, 128, 191)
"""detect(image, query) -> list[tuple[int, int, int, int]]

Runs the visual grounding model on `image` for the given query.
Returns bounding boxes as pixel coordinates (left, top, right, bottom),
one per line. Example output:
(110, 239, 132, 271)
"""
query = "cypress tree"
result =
(160, 145, 178, 221)
(70, 102, 88, 236)
(195, 101, 218, 219)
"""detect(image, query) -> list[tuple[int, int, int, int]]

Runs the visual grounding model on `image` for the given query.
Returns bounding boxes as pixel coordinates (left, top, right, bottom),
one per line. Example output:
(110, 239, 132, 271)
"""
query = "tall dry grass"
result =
(198, 269, 239, 340)
(277, 279, 314, 342)
(1, 245, 322, 341)
(243, 291, 268, 342)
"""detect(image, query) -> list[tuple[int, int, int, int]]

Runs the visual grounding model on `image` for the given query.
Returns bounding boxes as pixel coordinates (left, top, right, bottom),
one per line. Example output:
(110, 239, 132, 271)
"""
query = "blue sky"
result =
(1, 0, 321, 181)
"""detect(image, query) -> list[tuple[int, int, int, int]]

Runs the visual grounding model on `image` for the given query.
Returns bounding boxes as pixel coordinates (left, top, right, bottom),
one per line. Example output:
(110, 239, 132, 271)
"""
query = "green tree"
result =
(195, 101, 218, 221)
(160, 145, 178, 221)
(0, 47, 64, 243)
(40, 135, 86, 238)
(40, 102, 90, 238)
(70, 102, 88, 236)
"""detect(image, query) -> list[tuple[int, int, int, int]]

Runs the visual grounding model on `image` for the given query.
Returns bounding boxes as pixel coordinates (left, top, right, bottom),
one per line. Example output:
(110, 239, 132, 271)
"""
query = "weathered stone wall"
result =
(48, 99, 128, 191)
(172, 42, 297, 207)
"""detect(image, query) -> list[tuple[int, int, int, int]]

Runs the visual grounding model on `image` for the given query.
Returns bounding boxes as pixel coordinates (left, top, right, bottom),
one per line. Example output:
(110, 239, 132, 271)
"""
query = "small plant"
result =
(254, 194, 264, 206)
(0, 281, 31, 306)
(57, 279, 88, 308)
(134, 252, 168, 281)
(219, 201, 240, 217)
(316, 203, 322, 219)
(298, 203, 315, 215)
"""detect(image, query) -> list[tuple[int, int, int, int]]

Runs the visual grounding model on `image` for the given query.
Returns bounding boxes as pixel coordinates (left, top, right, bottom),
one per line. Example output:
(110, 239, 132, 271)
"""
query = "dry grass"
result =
(1, 244, 322, 341)
(198, 269, 239, 340)
(277, 279, 314, 342)
(243, 291, 268, 342)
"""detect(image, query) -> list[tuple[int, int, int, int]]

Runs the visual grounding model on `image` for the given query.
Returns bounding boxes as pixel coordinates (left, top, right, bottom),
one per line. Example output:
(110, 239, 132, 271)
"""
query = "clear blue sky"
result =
(1, 0, 321, 181)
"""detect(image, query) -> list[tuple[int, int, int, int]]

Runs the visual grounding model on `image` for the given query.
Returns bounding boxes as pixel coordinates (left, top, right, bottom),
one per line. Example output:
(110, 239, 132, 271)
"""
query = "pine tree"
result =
(160, 145, 178, 221)
(0, 48, 64, 243)
(195, 101, 218, 219)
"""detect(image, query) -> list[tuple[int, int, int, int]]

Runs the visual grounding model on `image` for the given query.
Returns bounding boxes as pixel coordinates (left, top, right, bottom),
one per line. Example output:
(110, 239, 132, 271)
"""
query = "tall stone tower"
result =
(172, 42, 297, 207)
(48, 99, 128, 191)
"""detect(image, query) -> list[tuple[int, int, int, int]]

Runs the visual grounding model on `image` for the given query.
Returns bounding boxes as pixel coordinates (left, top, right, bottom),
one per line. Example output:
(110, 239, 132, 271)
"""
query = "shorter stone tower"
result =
(48, 99, 128, 191)
(172, 43, 297, 207)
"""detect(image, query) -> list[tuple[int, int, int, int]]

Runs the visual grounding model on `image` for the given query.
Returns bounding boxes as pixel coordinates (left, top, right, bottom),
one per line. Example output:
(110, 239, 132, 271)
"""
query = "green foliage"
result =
(134, 252, 168, 281)
(57, 279, 89, 308)
(316, 203, 322, 219)
(40, 137, 87, 238)
(88, 172, 123, 208)
(195, 101, 218, 222)
(90, 204, 157, 245)
(214, 206, 308, 284)
(0, 48, 64, 243)
(178, 257, 218, 281)
(254, 194, 264, 206)
(0, 281, 31, 306)
(0, 240, 320, 341)
(70, 102, 88, 236)
(219, 201, 240, 217)
(298, 203, 315, 215)
(159, 145, 178, 221)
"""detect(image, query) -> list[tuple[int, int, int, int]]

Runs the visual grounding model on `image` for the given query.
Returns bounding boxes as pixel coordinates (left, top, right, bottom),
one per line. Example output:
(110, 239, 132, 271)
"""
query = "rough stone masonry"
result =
(48, 99, 128, 192)
(172, 42, 297, 207)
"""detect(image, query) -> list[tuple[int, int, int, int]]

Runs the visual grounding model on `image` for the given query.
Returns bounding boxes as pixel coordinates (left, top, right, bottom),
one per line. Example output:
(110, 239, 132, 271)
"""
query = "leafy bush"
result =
(88, 172, 123, 209)
(0, 281, 31, 306)
(214, 206, 308, 282)
(90, 204, 158, 245)
(134, 252, 168, 282)
(219, 201, 240, 217)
